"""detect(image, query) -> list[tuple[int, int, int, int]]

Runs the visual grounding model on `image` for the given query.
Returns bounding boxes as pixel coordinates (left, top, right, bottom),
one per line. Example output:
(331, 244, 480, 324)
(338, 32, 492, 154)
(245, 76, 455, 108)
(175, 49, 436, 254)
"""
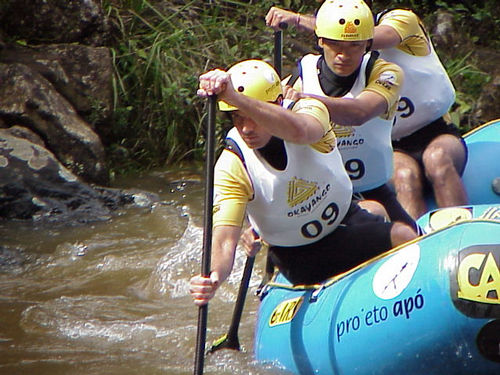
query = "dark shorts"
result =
(392, 117, 468, 175)
(355, 183, 419, 232)
(269, 202, 393, 285)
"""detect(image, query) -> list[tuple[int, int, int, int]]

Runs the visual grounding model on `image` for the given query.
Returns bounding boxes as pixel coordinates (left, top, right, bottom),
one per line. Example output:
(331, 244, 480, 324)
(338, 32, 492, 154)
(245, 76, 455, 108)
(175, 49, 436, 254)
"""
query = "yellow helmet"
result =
(218, 59, 282, 111)
(315, 0, 374, 41)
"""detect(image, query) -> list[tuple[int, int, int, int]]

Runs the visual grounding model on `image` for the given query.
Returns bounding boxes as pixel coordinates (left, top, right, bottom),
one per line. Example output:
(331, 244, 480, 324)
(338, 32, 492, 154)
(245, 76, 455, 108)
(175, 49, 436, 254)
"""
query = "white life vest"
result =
(300, 53, 394, 192)
(378, 44, 456, 140)
(226, 127, 352, 247)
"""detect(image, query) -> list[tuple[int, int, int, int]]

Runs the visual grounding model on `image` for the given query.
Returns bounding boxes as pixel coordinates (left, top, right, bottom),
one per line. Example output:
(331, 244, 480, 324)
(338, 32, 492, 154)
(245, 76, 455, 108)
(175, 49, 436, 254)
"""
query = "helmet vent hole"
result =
(354, 19, 360, 25)
(339, 18, 345, 25)
(237, 86, 245, 92)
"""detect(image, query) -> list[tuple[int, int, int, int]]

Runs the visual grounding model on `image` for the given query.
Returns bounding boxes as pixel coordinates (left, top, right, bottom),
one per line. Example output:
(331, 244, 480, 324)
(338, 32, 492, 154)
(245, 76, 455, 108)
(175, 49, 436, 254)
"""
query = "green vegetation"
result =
(104, 0, 498, 176)
(377, 0, 500, 49)
(444, 52, 491, 130)
(104, 0, 279, 175)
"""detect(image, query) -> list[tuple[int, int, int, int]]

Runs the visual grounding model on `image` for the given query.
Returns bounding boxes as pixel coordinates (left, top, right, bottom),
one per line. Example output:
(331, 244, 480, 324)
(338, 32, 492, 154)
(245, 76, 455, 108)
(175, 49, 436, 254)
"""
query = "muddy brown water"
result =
(0, 167, 291, 375)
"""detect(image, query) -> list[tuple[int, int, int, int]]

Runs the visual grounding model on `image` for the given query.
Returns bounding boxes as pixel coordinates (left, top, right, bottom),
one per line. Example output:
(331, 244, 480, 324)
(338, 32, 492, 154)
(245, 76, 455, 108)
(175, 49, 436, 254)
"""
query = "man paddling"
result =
(265, 0, 419, 232)
(266, 0, 468, 219)
(189, 59, 417, 305)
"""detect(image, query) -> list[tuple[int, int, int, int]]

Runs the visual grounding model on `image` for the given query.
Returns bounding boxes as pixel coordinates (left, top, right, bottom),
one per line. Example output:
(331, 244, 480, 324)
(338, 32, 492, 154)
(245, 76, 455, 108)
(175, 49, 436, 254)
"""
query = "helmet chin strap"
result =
(366, 39, 373, 52)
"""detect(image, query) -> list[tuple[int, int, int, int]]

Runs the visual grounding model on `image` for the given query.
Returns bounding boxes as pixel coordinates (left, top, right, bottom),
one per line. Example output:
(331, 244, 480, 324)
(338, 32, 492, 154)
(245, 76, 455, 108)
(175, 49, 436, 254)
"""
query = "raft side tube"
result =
(255, 219, 500, 375)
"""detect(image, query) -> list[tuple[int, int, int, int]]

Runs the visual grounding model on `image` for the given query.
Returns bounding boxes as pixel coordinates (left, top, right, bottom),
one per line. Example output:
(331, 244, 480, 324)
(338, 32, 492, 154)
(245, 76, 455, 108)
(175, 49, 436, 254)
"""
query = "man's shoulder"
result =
(378, 8, 420, 25)
(294, 97, 332, 138)
(294, 97, 328, 113)
(364, 58, 404, 115)
(370, 58, 404, 78)
(216, 147, 246, 173)
(378, 8, 430, 56)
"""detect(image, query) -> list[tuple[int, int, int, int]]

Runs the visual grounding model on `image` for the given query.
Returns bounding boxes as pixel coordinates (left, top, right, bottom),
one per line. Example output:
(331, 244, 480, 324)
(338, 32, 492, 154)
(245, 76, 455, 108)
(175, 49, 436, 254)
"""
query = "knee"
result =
(393, 164, 420, 189)
(423, 146, 456, 182)
(358, 200, 388, 219)
(390, 222, 418, 247)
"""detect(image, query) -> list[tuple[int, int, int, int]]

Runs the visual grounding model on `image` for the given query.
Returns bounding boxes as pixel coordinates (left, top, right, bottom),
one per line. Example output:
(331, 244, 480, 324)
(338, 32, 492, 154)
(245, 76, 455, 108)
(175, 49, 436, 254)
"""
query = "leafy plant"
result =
(376, 0, 500, 48)
(104, 0, 283, 176)
(444, 52, 491, 131)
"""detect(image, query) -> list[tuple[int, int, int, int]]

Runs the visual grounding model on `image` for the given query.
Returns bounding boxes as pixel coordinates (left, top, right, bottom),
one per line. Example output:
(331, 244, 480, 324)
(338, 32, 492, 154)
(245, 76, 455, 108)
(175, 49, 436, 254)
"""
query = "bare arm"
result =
(372, 25, 402, 50)
(232, 90, 325, 144)
(305, 90, 389, 126)
(189, 225, 241, 306)
(265, 6, 315, 33)
(198, 69, 325, 144)
(211, 225, 241, 284)
(239, 225, 263, 257)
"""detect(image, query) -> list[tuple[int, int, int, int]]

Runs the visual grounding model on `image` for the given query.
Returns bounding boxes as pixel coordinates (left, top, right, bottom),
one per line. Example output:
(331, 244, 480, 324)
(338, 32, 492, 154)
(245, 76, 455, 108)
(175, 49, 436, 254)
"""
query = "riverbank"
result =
(0, 0, 499, 179)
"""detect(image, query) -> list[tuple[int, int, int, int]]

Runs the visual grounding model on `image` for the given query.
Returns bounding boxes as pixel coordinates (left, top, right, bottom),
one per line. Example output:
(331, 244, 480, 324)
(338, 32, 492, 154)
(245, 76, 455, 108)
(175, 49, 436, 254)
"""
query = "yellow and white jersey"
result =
(377, 9, 456, 140)
(212, 99, 352, 247)
(298, 52, 399, 192)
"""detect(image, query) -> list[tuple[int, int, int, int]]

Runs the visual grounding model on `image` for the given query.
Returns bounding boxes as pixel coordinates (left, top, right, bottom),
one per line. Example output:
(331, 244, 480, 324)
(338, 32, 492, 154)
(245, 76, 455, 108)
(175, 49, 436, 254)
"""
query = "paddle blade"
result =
(207, 333, 240, 353)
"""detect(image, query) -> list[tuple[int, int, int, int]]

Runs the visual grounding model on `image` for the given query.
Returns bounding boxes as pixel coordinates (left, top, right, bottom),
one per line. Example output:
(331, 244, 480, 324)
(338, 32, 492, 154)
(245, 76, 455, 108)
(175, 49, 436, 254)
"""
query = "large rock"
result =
(0, 63, 108, 184)
(0, 0, 111, 46)
(0, 128, 158, 223)
(0, 43, 113, 135)
(431, 10, 460, 55)
(475, 74, 500, 124)
(473, 48, 500, 125)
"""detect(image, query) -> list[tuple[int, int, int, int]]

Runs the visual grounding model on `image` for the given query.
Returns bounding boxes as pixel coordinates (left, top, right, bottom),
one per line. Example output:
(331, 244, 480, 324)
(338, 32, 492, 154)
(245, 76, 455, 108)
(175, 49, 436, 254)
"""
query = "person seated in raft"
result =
(189, 59, 417, 304)
(265, 0, 468, 220)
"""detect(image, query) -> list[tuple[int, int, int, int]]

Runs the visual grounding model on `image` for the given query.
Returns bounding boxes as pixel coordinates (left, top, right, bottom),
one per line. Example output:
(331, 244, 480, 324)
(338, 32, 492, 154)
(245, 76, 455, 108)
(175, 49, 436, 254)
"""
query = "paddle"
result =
(208, 254, 256, 352)
(257, 22, 288, 293)
(193, 95, 217, 375)
(273, 22, 288, 77)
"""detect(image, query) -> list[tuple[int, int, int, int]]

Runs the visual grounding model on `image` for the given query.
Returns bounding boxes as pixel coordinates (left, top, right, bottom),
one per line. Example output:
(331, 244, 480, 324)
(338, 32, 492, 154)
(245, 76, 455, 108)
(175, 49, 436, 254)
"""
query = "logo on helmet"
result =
(342, 21, 359, 38)
(264, 77, 280, 95)
(263, 70, 277, 85)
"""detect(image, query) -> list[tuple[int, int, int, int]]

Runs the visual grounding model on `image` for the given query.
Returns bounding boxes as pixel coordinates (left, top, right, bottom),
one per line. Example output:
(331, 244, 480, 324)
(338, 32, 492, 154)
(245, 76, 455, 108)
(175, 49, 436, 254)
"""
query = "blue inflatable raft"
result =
(254, 119, 500, 375)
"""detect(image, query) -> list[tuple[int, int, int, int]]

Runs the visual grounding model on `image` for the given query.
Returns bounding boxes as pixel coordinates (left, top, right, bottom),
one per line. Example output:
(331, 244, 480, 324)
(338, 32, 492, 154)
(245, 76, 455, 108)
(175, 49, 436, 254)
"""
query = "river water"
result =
(0, 167, 291, 375)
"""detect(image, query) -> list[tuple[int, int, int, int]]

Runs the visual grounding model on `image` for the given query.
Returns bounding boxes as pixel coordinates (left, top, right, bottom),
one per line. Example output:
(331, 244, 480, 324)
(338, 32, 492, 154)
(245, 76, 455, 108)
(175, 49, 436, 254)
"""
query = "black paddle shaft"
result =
(273, 22, 288, 78)
(193, 95, 217, 375)
(256, 23, 288, 293)
(209, 255, 256, 352)
(226, 255, 256, 341)
(273, 30, 283, 78)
